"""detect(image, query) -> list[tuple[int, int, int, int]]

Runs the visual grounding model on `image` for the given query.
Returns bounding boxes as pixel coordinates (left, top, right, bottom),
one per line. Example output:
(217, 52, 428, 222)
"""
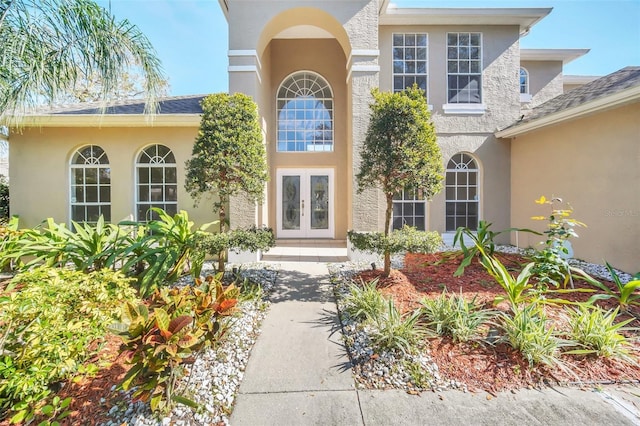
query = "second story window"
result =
(393, 33, 428, 96)
(447, 33, 482, 104)
(519, 67, 529, 94)
(520, 67, 532, 103)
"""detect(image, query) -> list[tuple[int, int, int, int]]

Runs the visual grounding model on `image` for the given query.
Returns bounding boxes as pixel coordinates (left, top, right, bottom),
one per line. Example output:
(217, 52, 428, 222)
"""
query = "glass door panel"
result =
(310, 175, 329, 230)
(281, 175, 301, 231)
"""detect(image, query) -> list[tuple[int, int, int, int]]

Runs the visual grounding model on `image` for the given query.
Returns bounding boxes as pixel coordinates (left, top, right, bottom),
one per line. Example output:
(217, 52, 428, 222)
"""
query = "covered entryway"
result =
(276, 168, 334, 238)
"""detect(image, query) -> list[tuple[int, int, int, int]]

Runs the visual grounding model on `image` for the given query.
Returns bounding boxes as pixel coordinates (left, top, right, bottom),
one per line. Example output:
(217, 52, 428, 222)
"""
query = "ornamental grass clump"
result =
(419, 290, 495, 342)
(342, 278, 388, 323)
(499, 304, 571, 367)
(566, 305, 636, 363)
(370, 300, 425, 355)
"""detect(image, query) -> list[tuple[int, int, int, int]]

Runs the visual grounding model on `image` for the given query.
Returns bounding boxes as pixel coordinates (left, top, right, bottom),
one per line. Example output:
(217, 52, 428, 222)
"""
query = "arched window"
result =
(136, 144, 177, 221)
(445, 153, 479, 231)
(70, 145, 110, 223)
(519, 67, 529, 95)
(277, 71, 333, 152)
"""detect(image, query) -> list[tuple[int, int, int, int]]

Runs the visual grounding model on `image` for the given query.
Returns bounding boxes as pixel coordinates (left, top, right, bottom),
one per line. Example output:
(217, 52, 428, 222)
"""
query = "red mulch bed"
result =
(355, 252, 640, 393)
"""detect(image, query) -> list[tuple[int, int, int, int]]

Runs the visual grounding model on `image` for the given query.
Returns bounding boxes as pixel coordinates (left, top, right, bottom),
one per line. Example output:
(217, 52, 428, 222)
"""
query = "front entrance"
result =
(276, 168, 334, 238)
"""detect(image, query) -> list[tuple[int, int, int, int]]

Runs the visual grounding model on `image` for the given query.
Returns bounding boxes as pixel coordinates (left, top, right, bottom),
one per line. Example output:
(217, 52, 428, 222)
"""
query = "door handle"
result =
(301, 199, 304, 216)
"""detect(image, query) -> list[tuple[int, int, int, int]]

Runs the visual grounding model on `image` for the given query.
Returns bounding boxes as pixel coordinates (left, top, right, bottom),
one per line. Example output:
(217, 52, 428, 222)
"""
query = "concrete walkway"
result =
(230, 261, 640, 426)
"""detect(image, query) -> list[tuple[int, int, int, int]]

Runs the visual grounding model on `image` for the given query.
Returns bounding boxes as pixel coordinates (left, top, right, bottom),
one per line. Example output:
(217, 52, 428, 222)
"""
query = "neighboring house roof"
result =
(17, 94, 206, 128)
(520, 48, 589, 65)
(496, 66, 640, 138)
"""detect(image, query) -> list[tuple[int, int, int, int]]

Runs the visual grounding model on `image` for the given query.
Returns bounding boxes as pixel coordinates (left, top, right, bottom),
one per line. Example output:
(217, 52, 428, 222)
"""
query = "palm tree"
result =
(0, 0, 165, 124)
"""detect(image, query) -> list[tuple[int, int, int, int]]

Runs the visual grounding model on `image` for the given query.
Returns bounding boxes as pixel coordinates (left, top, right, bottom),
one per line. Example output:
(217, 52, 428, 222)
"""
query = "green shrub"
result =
(370, 300, 425, 355)
(0, 268, 137, 418)
(348, 226, 442, 258)
(419, 290, 495, 342)
(530, 196, 596, 289)
(566, 305, 635, 362)
(110, 275, 239, 413)
(120, 208, 215, 297)
(0, 175, 8, 221)
(342, 278, 388, 323)
(197, 226, 275, 258)
(587, 262, 640, 310)
(499, 305, 571, 367)
(480, 254, 539, 308)
(453, 220, 537, 277)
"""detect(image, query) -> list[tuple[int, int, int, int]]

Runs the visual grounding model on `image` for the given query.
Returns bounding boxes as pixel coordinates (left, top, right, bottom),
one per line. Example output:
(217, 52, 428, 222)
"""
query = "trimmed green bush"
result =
(0, 267, 137, 417)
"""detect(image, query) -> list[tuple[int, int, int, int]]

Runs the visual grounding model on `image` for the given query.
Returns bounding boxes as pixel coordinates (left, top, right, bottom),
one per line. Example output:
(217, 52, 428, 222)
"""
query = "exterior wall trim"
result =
(15, 115, 201, 127)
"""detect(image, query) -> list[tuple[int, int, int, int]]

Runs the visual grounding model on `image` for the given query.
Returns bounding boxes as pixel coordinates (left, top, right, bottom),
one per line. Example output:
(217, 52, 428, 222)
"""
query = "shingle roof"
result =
(44, 94, 206, 115)
(510, 66, 640, 128)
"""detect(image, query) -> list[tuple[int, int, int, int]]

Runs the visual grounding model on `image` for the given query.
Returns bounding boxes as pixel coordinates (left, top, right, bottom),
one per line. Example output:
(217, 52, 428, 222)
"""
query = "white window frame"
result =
(444, 32, 486, 114)
(276, 71, 334, 153)
(135, 144, 178, 222)
(392, 187, 427, 231)
(69, 145, 111, 224)
(445, 153, 480, 232)
(519, 67, 532, 103)
(392, 33, 429, 103)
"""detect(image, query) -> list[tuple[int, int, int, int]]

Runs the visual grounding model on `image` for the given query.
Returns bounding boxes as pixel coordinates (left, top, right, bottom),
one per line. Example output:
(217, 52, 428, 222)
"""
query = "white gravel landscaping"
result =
(100, 262, 278, 426)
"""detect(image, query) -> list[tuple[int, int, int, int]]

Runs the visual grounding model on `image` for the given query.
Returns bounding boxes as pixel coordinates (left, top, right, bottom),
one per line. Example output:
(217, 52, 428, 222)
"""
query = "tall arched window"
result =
(136, 144, 177, 221)
(277, 71, 333, 152)
(70, 145, 110, 223)
(445, 153, 479, 231)
(519, 67, 529, 94)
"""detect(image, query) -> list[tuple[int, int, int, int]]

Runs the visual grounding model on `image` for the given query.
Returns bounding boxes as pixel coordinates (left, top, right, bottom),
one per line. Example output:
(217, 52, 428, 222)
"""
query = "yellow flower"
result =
(534, 195, 547, 204)
(531, 216, 546, 220)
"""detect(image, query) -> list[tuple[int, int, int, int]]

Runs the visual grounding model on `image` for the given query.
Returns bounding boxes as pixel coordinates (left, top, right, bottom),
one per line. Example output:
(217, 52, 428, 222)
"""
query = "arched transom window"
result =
(70, 145, 110, 223)
(445, 153, 479, 231)
(277, 72, 333, 152)
(136, 144, 177, 221)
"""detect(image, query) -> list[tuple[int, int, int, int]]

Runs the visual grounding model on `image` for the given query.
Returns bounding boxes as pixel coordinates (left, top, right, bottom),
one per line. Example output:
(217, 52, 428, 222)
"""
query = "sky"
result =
(97, 0, 640, 96)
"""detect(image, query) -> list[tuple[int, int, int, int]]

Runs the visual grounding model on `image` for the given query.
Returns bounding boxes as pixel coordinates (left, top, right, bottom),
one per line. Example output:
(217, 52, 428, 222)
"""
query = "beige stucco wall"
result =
(266, 38, 349, 239)
(9, 126, 218, 228)
(379, 24, 519, 239)
(520, 60, 563, 108)
(509, 103, 640, 273)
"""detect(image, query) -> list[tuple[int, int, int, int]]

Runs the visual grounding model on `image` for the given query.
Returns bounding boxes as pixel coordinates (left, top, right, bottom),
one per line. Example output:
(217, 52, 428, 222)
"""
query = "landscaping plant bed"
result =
(349, 251, 640, 394)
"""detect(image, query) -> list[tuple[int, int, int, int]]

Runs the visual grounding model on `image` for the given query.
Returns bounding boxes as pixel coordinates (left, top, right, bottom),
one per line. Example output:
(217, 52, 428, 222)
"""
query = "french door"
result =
(276, 168, 334, 238)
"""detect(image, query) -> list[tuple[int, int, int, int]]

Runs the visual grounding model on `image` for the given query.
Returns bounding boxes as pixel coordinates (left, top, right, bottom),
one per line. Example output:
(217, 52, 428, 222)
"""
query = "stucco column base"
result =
(228, 249, 262, 263)
(347, 238, 380, 263)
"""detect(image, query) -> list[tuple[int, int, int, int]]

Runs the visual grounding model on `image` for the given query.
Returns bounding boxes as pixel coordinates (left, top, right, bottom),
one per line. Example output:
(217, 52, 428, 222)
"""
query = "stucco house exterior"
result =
(6, 1, 637, 272)
(497, 66, 640, 273)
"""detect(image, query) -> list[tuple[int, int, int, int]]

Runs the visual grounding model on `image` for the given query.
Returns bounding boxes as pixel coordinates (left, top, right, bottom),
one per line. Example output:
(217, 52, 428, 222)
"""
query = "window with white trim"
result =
(136, 144, 177, 221)
(519, 67, 532, 103)
(392, 33, 428, 96)
(70, 145, 110, 223)
(392, 186, 426, 231)
(277, 72, 333, 152)
(446, 33, 482, 104)
(519, 67, 529, 94)
(445, 153, 479, 231)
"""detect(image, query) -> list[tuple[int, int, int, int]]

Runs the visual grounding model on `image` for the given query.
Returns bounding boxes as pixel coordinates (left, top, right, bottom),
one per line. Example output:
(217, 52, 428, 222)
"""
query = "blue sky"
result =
(98, 0, 640, 96)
